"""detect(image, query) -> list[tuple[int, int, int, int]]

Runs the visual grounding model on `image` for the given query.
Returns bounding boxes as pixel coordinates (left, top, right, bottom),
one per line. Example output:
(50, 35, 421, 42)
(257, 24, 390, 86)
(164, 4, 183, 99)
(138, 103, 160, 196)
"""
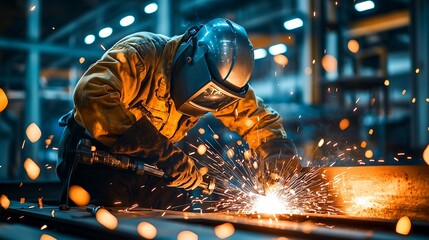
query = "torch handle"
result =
(76, 139, 215, 194)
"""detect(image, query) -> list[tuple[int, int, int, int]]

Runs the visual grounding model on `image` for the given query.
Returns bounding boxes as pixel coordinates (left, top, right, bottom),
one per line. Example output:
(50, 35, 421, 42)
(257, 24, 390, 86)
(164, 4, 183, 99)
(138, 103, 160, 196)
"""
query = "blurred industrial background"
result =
(0, 0, 428, 181)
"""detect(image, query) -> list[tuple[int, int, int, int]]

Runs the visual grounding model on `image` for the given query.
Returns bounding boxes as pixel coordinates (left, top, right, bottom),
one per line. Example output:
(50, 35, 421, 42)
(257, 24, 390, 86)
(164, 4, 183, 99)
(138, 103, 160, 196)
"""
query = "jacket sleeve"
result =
(212, 85, 287, 151)
(73, 41, 149, 147)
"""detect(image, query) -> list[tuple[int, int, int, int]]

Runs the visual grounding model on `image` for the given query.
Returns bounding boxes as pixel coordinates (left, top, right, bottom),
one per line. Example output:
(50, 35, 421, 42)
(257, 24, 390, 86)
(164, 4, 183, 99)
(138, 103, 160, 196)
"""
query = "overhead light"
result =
(99, 27, 112, 38)
(268, 43, 287, 55)
(144, 3, 158, 14)
(254, 48, 267, 60)
(283, 18, 303, 30)
(120, 15, 135, 27)
(355, 0, 375, 12)
(84, 34, 95, 44)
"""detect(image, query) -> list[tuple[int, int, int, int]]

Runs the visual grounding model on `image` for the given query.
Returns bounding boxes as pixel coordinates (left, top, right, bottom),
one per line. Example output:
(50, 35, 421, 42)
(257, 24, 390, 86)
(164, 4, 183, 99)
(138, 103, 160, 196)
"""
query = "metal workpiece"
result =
(76, 138, 216, 194)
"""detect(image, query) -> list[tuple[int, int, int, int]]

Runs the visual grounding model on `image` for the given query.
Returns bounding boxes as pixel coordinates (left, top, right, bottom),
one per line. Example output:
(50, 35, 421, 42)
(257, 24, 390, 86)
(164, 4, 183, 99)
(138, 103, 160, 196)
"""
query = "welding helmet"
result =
(171, 18, 254, 116)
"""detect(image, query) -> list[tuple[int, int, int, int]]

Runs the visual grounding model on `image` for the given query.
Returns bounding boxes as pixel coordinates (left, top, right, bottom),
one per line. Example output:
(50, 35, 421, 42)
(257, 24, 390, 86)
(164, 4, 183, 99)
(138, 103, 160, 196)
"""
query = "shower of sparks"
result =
(185, 126, 341, 215)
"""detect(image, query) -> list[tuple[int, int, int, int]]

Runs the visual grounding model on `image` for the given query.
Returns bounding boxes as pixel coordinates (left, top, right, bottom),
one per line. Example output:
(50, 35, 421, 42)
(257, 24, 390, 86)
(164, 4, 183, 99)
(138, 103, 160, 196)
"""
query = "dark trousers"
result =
(57, 112, 189, 209)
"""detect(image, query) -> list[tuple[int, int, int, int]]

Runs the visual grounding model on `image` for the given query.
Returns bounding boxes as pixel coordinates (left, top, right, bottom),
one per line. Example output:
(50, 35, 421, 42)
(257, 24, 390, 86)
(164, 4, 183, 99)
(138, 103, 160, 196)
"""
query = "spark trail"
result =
(186, 126, 342, 215)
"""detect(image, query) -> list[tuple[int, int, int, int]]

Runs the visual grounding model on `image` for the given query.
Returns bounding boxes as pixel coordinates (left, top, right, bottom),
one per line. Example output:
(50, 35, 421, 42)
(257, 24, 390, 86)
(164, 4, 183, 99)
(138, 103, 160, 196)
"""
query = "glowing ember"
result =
(423, 145, 429, 165)
(96, 208, 118, 230)
(214, 222, 235, 239)
(79, 57, 85, 64)
(415, 68, 420, 74)
(396, 216, 411, 235)
(41, 224, 47, 230)
(198, 128, 205, 134)
(339, 118, 350, 130)
(69, 185, 90, 206)
(23, 158, 40, 180)
(365, 150, 373, 159)
(197, 144, 207, 155)
(384, 79, 390, 86)
(137, 222, 157, 239)
(0, 88, 8, 112)
(1, 194, 10, 209)
(368, 129, 374, 135)
(213, 134, 219, 140)
(318, 138, 325, 147)
(360, 141, 367, 148)
(26, 123, 42, 143)
(177, 230, 198, 240)
(227, 149, 234, 158)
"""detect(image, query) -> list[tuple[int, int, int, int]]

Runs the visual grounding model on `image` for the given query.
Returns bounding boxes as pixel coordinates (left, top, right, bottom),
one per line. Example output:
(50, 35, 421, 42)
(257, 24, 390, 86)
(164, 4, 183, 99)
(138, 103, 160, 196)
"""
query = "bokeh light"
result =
(95, 208, 118, 230)
(214, 223, 235, 239)
(137, 222, 157, 239)
(69, 185, 90, 207)
(26, 123, 42, 143)
(24, 158, 41, 180)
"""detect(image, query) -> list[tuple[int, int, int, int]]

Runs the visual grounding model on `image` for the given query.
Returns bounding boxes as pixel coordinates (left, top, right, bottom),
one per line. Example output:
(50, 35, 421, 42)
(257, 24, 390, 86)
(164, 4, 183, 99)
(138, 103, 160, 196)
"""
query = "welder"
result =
(57, 18, 302, 210)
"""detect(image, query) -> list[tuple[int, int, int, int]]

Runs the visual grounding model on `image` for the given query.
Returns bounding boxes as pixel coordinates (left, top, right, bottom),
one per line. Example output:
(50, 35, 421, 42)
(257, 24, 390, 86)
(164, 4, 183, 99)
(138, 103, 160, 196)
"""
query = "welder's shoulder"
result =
(113, 32, 171, 52)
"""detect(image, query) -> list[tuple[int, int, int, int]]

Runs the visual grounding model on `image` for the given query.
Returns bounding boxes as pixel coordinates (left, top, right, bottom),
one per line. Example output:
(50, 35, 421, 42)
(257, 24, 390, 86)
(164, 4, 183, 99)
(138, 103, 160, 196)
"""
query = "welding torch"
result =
(75, 139, 215, 195)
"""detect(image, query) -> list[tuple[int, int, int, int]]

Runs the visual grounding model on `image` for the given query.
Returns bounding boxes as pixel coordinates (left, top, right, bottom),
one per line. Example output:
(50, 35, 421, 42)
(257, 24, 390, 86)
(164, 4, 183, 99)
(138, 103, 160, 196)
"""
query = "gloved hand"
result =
(112, 116, 206, 190)
(255, 138, 302, 194)
(167, 162, 208, 190)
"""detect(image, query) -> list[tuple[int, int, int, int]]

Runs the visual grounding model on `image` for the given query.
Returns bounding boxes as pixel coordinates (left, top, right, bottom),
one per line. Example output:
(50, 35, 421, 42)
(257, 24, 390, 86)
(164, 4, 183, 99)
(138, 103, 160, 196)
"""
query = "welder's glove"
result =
(111, 116, 205, 190)
(255, 138, 302, 194)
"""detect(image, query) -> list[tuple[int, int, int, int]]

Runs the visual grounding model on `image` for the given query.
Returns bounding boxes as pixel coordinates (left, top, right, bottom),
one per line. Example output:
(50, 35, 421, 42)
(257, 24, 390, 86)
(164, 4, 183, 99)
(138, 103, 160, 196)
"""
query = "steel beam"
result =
(0, 37, 103, 58)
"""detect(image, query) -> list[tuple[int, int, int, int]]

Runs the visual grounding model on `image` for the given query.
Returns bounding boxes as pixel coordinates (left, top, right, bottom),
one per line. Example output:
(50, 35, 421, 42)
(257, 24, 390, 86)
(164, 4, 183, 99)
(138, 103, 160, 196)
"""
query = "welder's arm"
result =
(254, 138, 302, 192)
(111, 115, 206, 190)
(212, 85, 302, 191)
(73, 42, 204, 190)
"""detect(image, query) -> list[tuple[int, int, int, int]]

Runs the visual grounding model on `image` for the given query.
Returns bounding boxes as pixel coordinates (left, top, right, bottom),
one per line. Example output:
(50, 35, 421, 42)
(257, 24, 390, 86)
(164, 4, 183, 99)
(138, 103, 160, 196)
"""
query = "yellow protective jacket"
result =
(73, 32, 286, 154)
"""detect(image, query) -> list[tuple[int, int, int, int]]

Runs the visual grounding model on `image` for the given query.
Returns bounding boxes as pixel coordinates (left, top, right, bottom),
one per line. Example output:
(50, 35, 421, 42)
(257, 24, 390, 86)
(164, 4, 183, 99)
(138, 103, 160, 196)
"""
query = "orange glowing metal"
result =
(0, 194, 10, 209)
(214, 223, 235, 239)
(137, 222, 157, 239)
(26, 123, 42, 143)
(96, 208, 118, 230)
(0, 88, 8, 112)
(69, 185, 90, 206)
(423, 145, 429, 165)
(177, 230, 198, 240)
(339, 118, 350, 130)
(396, 216, 411, 235)
(24, 158, 40, 180)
